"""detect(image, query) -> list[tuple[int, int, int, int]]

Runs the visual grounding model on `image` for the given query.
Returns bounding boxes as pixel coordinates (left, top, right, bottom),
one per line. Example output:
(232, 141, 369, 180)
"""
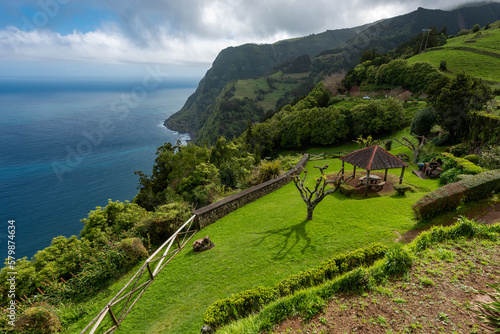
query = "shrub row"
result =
(217, 219, 500, 333)
(413, 169, 500, 220)
(439, 152, 485, 185)
(461, 169, 500, 203)
(203, 243, 387, 327)
(412, 182, 467, 220)
(442, 152, 485, 175)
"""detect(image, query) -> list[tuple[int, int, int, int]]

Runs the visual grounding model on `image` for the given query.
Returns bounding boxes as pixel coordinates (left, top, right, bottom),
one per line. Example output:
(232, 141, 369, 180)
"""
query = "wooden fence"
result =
(309, 151, 351, 161)
(80, 215, 198, 334)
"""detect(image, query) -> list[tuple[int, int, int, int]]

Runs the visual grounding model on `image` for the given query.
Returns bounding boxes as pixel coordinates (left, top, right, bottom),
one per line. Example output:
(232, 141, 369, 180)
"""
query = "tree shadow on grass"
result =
(250, 219, 314, 260)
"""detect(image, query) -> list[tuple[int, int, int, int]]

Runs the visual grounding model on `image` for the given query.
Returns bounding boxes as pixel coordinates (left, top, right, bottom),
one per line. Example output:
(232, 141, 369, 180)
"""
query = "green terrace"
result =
(68, 142, 440, 334)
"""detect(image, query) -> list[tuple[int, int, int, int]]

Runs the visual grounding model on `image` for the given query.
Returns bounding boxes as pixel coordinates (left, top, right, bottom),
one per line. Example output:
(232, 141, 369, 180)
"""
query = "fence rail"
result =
(309, 151, 352, 161)
(81, 215, 198, 334)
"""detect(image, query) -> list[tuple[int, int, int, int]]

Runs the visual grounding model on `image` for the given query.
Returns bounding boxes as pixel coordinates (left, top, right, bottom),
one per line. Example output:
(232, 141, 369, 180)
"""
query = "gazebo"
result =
(339, 145, 409, 196)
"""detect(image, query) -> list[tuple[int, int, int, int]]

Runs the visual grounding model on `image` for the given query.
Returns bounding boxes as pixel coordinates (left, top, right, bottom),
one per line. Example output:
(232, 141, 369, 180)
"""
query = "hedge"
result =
(412, 169, 500, 220)
(412, 182, 467, 220)
(203, 243, 387, 327)
(460, 169, 500, 203)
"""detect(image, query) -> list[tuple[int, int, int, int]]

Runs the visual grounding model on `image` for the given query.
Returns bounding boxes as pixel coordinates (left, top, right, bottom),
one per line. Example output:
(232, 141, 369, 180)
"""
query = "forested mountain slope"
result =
(165, 3, 500, 144)
(164, 27, 366, 137)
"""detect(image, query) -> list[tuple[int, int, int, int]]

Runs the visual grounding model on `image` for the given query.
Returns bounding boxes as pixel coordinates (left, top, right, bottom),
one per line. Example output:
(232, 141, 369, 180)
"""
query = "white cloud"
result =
(0, 0, 497, 70)
(0, 24, 291, 66)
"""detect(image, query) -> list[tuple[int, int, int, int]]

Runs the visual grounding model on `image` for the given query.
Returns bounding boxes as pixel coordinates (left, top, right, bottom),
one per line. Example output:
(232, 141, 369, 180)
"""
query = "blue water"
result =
(0, 77, 197, 260)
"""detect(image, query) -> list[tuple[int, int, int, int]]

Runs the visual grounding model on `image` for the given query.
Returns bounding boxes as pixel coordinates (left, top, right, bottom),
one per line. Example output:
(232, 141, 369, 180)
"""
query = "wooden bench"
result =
(369, 181, 386, 190)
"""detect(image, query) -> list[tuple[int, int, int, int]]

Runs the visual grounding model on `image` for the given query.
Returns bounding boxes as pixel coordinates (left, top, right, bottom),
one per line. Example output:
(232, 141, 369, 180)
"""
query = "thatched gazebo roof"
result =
(339, 145, 409, 195)
(339, 145, 409, 170)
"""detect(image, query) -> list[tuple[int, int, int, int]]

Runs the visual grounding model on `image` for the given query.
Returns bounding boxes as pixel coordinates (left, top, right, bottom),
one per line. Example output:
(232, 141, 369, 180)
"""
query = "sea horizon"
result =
(0, 76, 199, 260)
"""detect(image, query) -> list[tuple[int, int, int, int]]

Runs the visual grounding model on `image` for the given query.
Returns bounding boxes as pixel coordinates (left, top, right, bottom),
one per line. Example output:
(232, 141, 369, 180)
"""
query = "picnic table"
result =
(359, 175, 381, 185)
(359, 175, 386, 190)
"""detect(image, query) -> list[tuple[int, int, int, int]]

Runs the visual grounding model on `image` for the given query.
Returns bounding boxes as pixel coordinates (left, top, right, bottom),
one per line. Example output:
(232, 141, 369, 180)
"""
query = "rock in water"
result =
(193, 236, 215, 252)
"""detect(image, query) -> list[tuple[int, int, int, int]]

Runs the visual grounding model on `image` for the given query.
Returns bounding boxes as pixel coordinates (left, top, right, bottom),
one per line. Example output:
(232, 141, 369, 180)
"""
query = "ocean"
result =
(0, 77, 197, 261)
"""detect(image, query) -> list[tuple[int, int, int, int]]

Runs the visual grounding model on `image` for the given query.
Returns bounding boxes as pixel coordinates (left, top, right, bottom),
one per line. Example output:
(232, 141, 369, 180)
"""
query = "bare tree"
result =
(292, 164, 352, 220)
(394, 135, 427, 164)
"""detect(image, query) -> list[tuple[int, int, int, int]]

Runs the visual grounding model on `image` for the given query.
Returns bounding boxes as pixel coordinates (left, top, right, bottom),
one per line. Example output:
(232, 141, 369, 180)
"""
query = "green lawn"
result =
(443, 26, 500, 54)
(409, 49, 500, 83)
(68, 153, 439, 334)
(233, 73, 308, 111)
(407, 25, 500, 83)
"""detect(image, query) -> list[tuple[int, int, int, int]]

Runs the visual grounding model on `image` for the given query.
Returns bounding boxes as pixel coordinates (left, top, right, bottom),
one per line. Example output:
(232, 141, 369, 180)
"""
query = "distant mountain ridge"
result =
(164, 26, 369, 137)
(165, 3, 500, 144)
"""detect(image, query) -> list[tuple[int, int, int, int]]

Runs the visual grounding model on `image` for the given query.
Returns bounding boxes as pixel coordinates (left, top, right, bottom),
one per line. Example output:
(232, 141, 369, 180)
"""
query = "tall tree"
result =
(428, 74, 493, 142)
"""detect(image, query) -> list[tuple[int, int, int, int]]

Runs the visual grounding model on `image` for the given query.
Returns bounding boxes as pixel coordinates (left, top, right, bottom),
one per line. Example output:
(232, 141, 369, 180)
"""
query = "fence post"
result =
(109, 307, 120, 327)
(146, 262, 154, 281)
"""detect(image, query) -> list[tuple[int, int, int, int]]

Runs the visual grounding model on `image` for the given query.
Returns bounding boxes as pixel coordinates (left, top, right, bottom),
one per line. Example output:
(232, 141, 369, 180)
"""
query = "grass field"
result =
(409, 49, 500, 83)
(408, 22, 500, 83)
(233, 72, 309, 111)
(68, 143, 440, 334)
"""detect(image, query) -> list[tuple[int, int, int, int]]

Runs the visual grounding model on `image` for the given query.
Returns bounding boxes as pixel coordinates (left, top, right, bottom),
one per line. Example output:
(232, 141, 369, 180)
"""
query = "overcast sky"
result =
(0, 0, 496, 78)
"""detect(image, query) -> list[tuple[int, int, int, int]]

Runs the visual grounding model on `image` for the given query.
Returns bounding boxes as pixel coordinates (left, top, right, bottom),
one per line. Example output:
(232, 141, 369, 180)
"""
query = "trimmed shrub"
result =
(339, 184, 356, 196)
(384, 140, 393, 151)
(460, 170, 500, 203)
(16, 302, 62, 334)
(412, 182, 467, 220)
(274, 243, 387, 297)
(449, 143, 468, 157)
(464, 154, 480, 165)
(432, 132, 450, 146)
(440, 60, 447, 71)
(203, 287, 277, 327)
(118, 238, 148, 264)
(440, 153, 485, 184)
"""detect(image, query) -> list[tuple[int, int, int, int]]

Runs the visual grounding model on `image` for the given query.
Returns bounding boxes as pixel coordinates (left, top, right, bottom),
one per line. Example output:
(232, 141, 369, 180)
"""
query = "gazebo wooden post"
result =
(353, 166, 356, 179)
(365, 170, 370, 196)
(384, 169, 388, 182)
(399, 167, 405, 184)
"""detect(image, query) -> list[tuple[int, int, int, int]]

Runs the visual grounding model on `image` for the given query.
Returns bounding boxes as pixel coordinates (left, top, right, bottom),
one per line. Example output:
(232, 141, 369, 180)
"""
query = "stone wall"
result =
(193, 154, 309, 230)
